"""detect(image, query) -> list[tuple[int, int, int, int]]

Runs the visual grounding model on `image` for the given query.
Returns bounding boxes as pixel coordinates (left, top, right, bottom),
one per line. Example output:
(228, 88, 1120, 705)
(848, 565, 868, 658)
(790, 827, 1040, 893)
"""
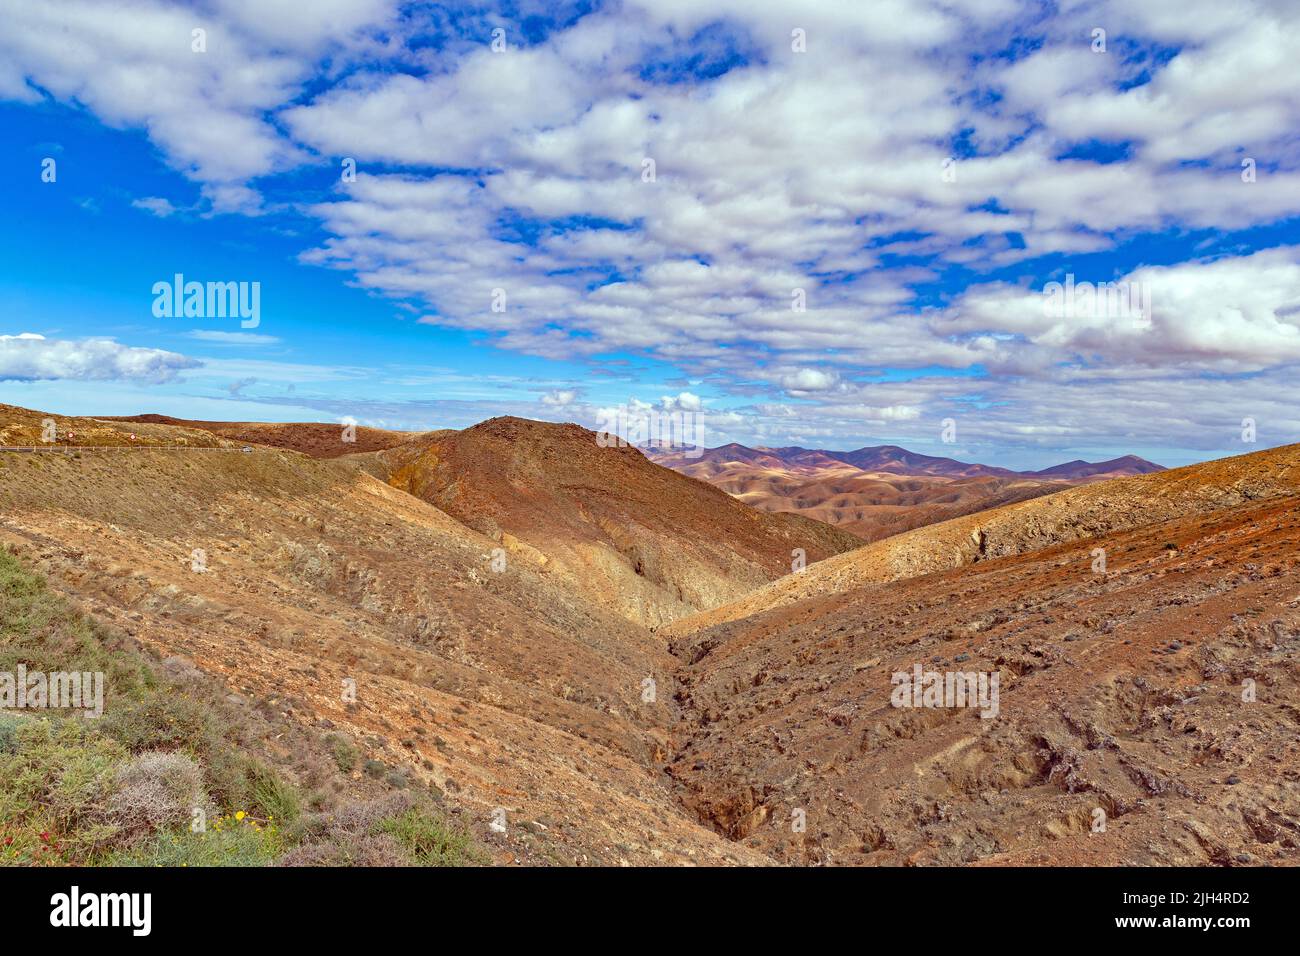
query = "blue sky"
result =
(2, 0, 1299, 470)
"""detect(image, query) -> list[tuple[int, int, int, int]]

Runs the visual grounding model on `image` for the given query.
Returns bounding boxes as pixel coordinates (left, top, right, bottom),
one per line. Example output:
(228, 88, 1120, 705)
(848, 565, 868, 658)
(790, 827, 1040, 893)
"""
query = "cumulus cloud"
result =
(779, 368, 840, 392)
(278, 0, 1300, 400)
(0, 0, 396, 210)
(6, 0, 1300, 456)
(539, 388, 578, 406)
(0, 334, 201, 383)
(661, 391, 702, 411)
(935, 247, 1300, 372)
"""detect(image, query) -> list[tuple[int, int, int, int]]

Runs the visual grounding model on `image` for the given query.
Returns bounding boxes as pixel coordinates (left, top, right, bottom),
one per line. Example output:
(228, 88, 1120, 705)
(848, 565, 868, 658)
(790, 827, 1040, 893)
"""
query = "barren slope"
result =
(1, 403, 231, 448)
(686, 464, 1065, 543)
(107, 413, 423, 458)
(667, 491, 1300, 865)
(8, 402, 1291, 868)
(0, 418, 768, 866)
(669, 443, 1300, 636)
(375, 417, 862, 627)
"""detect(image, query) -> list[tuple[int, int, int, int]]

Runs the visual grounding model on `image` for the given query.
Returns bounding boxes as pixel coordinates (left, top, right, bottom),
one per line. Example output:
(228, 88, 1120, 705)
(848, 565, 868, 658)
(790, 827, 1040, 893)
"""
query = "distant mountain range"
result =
(645, 442, 1164, 542)
(650, 442, 1163, 481)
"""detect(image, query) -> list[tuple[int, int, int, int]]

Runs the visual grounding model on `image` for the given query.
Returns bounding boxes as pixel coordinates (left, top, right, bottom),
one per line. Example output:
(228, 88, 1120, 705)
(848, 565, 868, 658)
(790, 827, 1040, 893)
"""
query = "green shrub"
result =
(100, 691, 215, 755)
(385, 769, 409, 789)
(99, 686, 295, 822)
(109, 817, 282, 867)
(0, 713, 23, 754)
(325, 733, 358, 773)
(247, 763, 301, 825)
(376, 807, 482, 867)
(0, 718, 122, 863)
(0, 549, 153, 701)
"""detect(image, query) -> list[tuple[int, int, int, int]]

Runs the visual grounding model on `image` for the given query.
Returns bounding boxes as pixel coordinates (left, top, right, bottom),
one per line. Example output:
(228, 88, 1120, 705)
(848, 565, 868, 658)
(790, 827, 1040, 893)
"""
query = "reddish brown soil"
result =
(1, 404, 230, 448)
(0, 432, 764, 865)
(670, 443, 1300, 636)
(374, 417, 862, 626)
(107, 413, 421, 458)
(665, 492, 1300, 864)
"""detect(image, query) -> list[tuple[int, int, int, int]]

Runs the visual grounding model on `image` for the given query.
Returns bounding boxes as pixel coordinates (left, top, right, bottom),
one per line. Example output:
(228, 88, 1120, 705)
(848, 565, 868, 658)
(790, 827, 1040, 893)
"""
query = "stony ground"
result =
(667, 493, 1300, 865)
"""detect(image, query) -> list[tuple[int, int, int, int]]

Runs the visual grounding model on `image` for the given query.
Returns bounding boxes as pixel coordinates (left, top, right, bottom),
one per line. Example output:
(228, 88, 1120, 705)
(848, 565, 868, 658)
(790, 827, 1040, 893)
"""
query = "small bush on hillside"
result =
(326, 792, 412, 835)
(385, 769, 409, 789)
(99, 685, 296, 823)
(247, 762, 301, 824)
(100, 691, 214, 755)
(325, 733, 358, 773)
(0, 713, 23, 754)
(377, 806, 481, 866)
(109, 751, 206, 842)
(279, 793, 481, 867)
(279, 833, 407, 867)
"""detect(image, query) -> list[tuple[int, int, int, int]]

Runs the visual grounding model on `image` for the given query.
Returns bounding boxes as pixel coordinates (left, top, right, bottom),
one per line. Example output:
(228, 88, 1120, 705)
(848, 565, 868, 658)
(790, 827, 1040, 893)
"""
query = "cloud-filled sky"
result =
(1, 0, 1298, 469)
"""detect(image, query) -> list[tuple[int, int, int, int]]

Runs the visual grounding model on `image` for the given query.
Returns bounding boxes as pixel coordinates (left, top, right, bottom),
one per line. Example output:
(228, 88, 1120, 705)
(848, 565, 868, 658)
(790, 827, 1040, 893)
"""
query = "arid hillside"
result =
(664, 462, 1066, 543)
(4, 403, 1295, 868)
(61, 410, 862, 628)
(649, 442, 1162, 543)
(0, 403, 230, 448)
(666, 488, 1300, 864)
(373, 417, 862, 626)
(0, 407, 768, 865)
(668, 443, 1300, 636)
(107, 413, 423, 458)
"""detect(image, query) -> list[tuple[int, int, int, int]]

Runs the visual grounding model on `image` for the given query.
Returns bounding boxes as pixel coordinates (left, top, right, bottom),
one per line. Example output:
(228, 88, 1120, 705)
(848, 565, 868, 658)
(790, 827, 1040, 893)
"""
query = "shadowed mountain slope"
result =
(0, 407, 769, 865)
(373, 417, 862, 627)
(1025, 455, 1165, 482)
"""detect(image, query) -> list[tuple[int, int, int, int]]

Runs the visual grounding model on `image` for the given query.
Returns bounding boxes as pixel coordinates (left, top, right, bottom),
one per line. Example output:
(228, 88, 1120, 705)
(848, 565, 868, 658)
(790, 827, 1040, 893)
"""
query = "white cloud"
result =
(935, 247, 1300, 372)
(778, 368, 840, 392)
(0, 334, 200, 383)
(131, 196, 178, 217)
(0, 0, 396, 208)
(540, 388, 578, 406)
(274, 0, 1300, 402)
(661, 391, 702, 411)
(6, 0, 1300, 457)
(187, 330, 281, 345)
